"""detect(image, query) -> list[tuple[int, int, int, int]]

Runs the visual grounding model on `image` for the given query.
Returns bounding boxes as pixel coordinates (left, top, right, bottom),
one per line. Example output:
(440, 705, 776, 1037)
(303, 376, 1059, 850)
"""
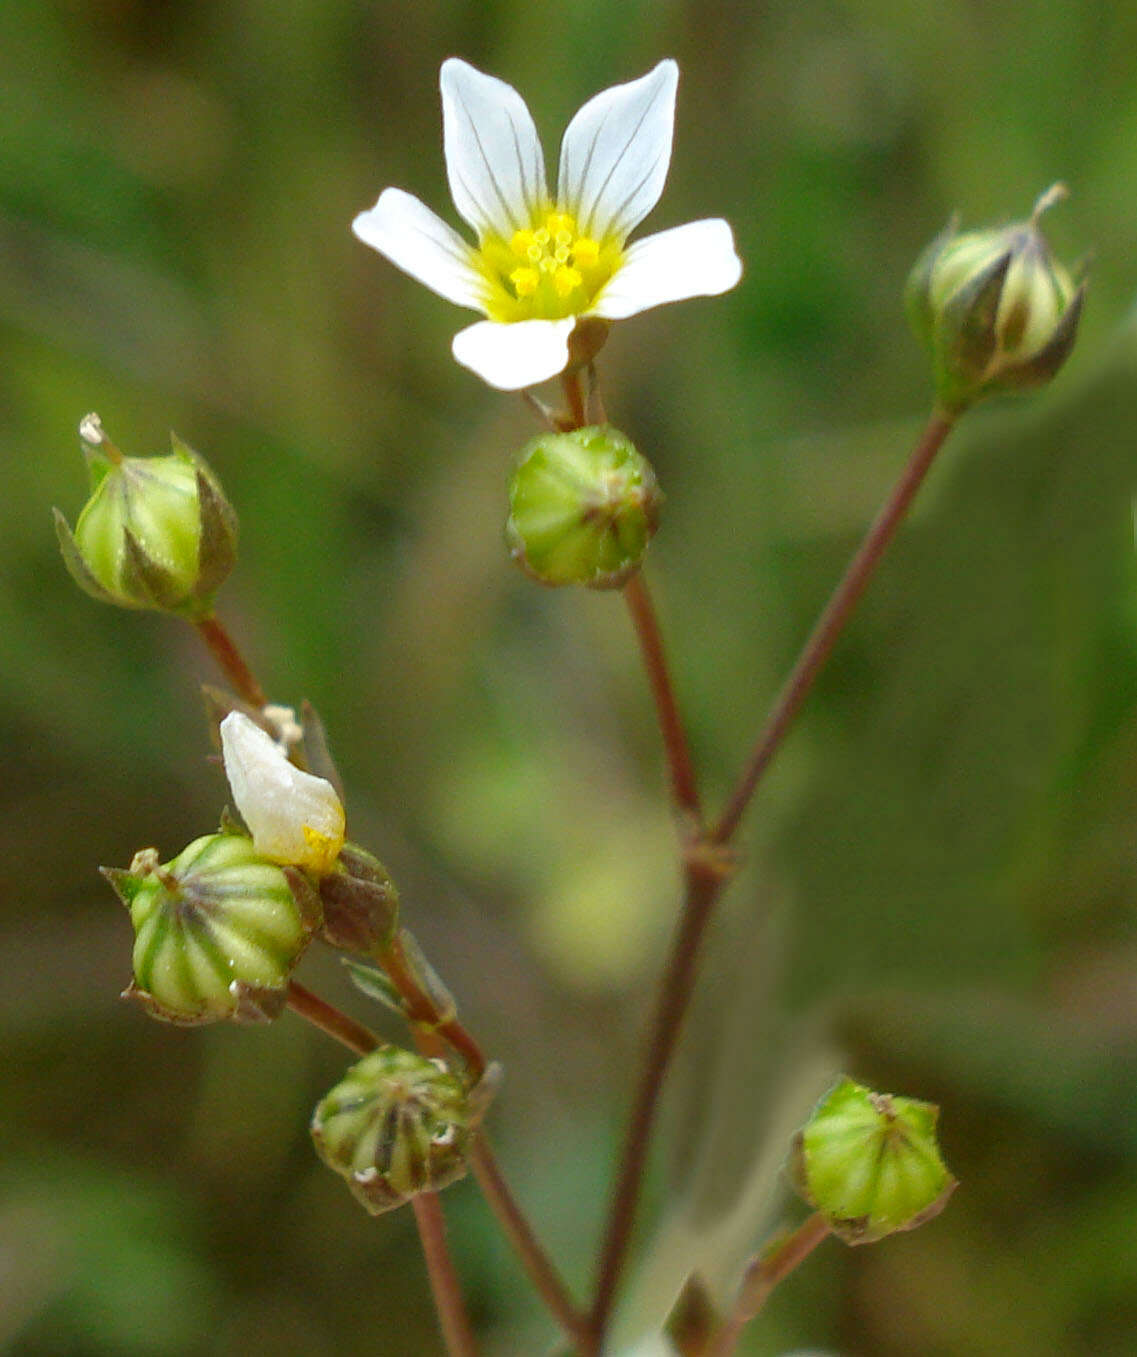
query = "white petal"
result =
(591, 219, 742, 320)
(441, 58, 549, 241)
(352, 188, 485, 311)
(451, 317, 577, 390)
(220, 712, 346, 873)
(558, 60, 678, 243)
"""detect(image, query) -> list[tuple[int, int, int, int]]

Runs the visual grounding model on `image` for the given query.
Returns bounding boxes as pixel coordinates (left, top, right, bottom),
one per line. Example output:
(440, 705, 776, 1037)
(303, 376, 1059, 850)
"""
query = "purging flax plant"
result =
(56, 55, 1085, 1356)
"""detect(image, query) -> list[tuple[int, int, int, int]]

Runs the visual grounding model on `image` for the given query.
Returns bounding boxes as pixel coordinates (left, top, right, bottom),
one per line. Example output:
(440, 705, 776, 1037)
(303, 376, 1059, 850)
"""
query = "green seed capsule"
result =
(505, 426, 661, 589)
(104, 833, 320, 1026)
(790, 1076, 956, 1245)
(311, 1048, 477, 1214)
(55, 416, 237, 616)
(905, 185, 1086, 412)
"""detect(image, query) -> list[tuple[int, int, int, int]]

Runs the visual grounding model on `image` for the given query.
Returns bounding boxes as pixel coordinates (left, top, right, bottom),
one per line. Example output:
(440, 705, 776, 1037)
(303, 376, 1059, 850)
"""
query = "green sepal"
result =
(99, 864, 145, 907)
(1010, 278, 1087, 392)
(121, 525, 193, 613)
(904, 213, 958, 350)
(397, 928, 457, 1028)
(343, 957, 407, 1016)
(936, 248, 1012, 410)
(190, 455, 239, 598)
(54, 508, 117, 605)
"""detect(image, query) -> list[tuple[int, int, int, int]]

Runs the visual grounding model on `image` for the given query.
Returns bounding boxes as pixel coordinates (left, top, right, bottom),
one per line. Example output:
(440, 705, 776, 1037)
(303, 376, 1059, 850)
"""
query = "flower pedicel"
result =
(353, 59, 742, 389)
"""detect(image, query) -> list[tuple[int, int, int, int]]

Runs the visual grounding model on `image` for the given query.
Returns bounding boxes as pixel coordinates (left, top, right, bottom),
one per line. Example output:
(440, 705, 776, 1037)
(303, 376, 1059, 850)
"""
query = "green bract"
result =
(55, 421, 237, 616)
(310, 1047, 479, 1214)
(506, 425, 661, 589)
(103, 832, 320, 1026)
(790, 1076, 956, 1245)
(906, 184, 1085, 412)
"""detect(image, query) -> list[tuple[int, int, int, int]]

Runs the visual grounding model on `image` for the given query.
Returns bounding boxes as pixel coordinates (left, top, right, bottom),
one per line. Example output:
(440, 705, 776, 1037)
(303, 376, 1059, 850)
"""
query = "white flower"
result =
(220, 712, 346, 873)
(353, 59, 742, 390)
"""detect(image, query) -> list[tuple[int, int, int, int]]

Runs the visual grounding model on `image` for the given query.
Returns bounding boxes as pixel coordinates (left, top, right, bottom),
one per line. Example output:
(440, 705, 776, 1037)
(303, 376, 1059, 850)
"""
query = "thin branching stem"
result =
(470, 1140, 591, 1347)
(713, 409, 956, 844)
(286, 980, 378, 1055)
(706, 1213, 832, 1357)
(193, 613, 268, 707)
(623, 570, 702, 825)
(588, 407, 958, 1352)
(412, 1192, 481, 1357)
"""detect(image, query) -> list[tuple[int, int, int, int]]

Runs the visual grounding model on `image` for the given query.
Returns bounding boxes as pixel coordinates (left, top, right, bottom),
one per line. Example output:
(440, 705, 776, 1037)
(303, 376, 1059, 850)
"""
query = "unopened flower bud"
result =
(906, 184, 1085, 412)
(311, 1047, 492, 1214)
(55, 416, 238, 616)
(790, 1076, 955, 1245)
(220, 712, 346, 874)
(506, 426, 661, 589)
(103, 832, 320, 1026)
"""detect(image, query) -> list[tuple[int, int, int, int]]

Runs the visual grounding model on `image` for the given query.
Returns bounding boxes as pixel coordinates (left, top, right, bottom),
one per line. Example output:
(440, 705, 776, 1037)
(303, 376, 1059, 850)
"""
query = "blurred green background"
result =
(4, 1, 1137, 1353)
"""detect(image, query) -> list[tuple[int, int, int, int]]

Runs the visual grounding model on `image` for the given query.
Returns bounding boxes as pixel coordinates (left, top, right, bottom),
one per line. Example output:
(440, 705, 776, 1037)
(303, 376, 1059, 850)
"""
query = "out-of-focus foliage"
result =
(4, 1, 1137, 1353)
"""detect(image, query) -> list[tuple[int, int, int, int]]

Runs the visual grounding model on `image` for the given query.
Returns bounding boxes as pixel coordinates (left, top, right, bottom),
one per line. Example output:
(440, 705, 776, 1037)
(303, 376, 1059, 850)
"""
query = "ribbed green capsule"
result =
(790, 1077, 956, 1245)
(906, 184, 1085, 412)
(506, 426, 661, 589)
(103, 833, 320, 1026)
(55, 415, 237, 616)
(311, 1048, 482, 1214)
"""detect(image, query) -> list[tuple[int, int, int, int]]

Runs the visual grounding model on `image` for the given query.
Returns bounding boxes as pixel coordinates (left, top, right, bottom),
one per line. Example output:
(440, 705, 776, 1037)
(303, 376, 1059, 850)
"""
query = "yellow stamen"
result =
(510, 266, 539, 297)
(547, 212, 575, 236)
(554, 266, 583, 298)
(510, 229, 536, 257)
(554, 244, 571, 264)
(572, 237, 600, 268)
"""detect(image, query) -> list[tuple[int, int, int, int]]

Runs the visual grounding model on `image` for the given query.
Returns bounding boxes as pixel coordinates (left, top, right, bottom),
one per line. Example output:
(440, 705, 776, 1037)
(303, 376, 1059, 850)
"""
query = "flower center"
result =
(477, 210, 622, 322)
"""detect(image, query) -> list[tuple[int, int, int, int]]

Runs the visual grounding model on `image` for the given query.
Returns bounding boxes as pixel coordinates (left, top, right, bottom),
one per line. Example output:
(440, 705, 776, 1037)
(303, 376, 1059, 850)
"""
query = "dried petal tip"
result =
(105, 831, 320, 1026)
(506, 425, 662, 589)
(790, 1076, 956, 1245)
(220, 712, 346, 874)
(906, 184, 1086, 412)
(310, 1047, 497, 1214)
(56, 422, 238, 615)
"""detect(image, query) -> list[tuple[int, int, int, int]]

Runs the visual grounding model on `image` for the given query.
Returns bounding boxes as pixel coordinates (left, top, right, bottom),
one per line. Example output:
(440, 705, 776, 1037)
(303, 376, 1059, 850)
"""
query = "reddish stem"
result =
(194, 614, 268, 708)
(706, 1214, 832, 1357)
(412, 1192, 480, 1357)
(470, 1140, 591, 1346)
(286, 981, 378, 1056)
(588, 409, 957, 1352)
(623, 571, 702, 825)
(713, 410, 955, 844)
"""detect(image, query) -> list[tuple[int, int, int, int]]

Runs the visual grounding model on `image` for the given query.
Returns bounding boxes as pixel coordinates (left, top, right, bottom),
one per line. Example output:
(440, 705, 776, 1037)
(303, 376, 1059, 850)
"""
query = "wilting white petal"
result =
(220, 712, 345, 873)
(352, 188, 486, 311)
(441, 58, 549, 241)
(591, 219, 742, 320)
(558, 60, 678, 243)
(451, 316, 577, 389)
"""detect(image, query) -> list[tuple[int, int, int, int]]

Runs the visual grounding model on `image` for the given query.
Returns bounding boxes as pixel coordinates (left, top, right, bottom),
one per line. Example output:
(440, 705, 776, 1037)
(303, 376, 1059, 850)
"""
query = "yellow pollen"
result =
(483, 210, 619, 319)
(554, 266, 582, 297)
(510, 266, 539, 297)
